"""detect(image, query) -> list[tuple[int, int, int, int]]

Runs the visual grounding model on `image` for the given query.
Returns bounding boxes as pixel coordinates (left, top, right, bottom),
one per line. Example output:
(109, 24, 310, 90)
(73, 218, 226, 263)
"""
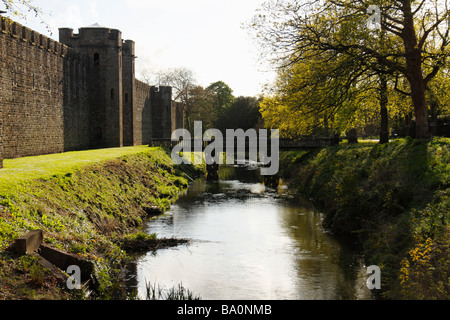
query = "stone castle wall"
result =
(0, 16, 183, 165)
(134, 79, 153, 146)
(0, 18, 90, 159)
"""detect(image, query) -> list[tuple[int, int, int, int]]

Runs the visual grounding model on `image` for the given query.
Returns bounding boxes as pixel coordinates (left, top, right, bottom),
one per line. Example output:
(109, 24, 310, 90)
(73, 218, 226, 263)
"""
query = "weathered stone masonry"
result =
(0, 16, 182, 165)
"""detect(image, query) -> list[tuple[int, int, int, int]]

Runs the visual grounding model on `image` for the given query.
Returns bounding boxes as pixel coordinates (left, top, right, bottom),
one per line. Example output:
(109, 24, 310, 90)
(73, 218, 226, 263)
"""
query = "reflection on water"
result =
(133, 164, 373, 300)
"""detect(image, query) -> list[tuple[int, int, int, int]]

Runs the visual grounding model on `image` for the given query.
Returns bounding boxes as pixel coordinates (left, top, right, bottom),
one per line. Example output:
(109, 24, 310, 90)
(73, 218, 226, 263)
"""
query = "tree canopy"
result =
(249, 0, 450, 140)
(206, 81, 235, 119)
(215, 96, 263, 132)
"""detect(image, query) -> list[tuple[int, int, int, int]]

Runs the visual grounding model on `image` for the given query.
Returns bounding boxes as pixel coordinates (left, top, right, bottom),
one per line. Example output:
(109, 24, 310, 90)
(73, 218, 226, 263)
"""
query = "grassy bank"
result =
(280, 137, 450, 299)
(0, 147, 203, 299)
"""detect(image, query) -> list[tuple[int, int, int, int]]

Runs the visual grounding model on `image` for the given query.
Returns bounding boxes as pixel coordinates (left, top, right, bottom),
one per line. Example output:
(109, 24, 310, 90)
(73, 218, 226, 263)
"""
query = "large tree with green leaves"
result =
(215, 96, 263, 132)
(251, 0, 450, 139)
(259, 53, 380, 138)
(185, 85, 217, 133)
(206, 81, 235, 119)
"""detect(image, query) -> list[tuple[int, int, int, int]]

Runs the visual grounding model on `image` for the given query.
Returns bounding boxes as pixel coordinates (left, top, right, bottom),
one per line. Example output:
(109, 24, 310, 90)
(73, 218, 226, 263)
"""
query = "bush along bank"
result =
(0, 148, 204, 300)
(279, 138, 450, 299)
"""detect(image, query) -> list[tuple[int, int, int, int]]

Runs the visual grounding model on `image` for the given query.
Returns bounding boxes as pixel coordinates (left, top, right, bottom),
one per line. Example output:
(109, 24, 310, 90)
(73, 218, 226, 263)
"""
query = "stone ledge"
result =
(15, 230, 43, 255)
(38, 244, 95, 283)
(14, 231, 95, 285)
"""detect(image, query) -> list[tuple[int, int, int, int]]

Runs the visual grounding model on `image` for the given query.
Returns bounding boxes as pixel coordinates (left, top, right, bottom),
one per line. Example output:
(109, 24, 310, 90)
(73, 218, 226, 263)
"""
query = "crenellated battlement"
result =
(59, 25, 122, 48)
(0, 16, 79, 59)
(134, 80, 170, 96)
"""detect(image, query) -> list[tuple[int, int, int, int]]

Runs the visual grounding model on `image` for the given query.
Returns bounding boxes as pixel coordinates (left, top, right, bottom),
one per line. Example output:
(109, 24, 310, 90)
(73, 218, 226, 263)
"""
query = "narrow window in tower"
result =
(94, 53, 100, 66)
(125, 92, 129, 103)
(111, 88, 114, 99)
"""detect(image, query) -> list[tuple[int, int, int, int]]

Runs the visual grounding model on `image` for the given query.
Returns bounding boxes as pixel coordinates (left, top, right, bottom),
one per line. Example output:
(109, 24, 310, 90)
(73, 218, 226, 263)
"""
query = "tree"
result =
(216, 96, 262, 132)
(154, 67, 197, 103)
(206, 81, 235, 119)
(258, 39, 383, 139)
(260, 95, 302, 138)
(185, 86, 217, 133)
(427, 67, 450, 120)
(250, 0, 450, 139)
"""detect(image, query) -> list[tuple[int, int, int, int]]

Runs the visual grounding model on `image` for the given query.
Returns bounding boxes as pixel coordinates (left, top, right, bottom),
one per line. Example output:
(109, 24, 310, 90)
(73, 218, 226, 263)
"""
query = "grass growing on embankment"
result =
(0, 146, 151, 194)
(280, 137, 450, 300)
(0, 147, 203, 300)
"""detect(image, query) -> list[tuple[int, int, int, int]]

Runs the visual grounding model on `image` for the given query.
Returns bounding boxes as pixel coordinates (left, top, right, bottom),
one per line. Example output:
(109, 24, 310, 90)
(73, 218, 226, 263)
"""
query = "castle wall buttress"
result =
(63, 51, 90, 151)
(122, 40, 135, 146)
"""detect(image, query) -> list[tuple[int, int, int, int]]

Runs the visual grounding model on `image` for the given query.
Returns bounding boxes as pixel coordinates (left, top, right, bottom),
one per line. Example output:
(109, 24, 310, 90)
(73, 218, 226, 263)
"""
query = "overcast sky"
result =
(10, 0, 276, 97)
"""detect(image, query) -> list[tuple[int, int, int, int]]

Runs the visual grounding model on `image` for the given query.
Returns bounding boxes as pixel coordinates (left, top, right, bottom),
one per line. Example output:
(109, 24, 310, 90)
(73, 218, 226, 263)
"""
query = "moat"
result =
(129, 163, 373, 300)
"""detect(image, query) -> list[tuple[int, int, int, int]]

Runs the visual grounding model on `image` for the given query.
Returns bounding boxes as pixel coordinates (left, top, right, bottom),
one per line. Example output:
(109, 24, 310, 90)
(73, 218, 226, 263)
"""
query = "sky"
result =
(8, 0, 276, 97)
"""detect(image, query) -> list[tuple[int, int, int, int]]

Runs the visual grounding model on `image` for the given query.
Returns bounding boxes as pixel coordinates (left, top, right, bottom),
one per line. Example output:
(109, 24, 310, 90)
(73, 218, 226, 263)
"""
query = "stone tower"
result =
(59, 24, 125, 148)
(151, 86, 173, 139)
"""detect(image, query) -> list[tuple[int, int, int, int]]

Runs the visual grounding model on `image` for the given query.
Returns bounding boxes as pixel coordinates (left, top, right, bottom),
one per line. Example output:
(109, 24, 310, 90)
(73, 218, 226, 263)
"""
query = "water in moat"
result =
(131, 163, 373, 300)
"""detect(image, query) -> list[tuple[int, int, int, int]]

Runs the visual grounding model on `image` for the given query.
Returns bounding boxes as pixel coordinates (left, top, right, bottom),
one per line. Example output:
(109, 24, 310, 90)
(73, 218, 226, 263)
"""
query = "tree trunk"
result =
(184, 109, 192, 133)
(379, 74, 389, 144)
(408, 70, 429, 138)
(402, 4, 430, 139)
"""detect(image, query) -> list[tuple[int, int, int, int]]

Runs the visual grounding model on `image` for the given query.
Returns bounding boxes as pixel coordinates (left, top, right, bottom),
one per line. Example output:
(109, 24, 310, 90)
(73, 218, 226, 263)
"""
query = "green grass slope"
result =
(0, 147, 202, 299)
(280, 138, 450, 299)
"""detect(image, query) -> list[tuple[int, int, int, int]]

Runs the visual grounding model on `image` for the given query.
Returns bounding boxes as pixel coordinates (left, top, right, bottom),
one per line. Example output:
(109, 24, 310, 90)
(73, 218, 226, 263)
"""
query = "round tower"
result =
(59, 24, 124, 148)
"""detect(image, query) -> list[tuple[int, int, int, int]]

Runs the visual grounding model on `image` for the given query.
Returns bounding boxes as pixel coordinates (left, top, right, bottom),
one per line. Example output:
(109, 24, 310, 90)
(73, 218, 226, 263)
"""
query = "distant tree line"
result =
(142, 67, 263, 134)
